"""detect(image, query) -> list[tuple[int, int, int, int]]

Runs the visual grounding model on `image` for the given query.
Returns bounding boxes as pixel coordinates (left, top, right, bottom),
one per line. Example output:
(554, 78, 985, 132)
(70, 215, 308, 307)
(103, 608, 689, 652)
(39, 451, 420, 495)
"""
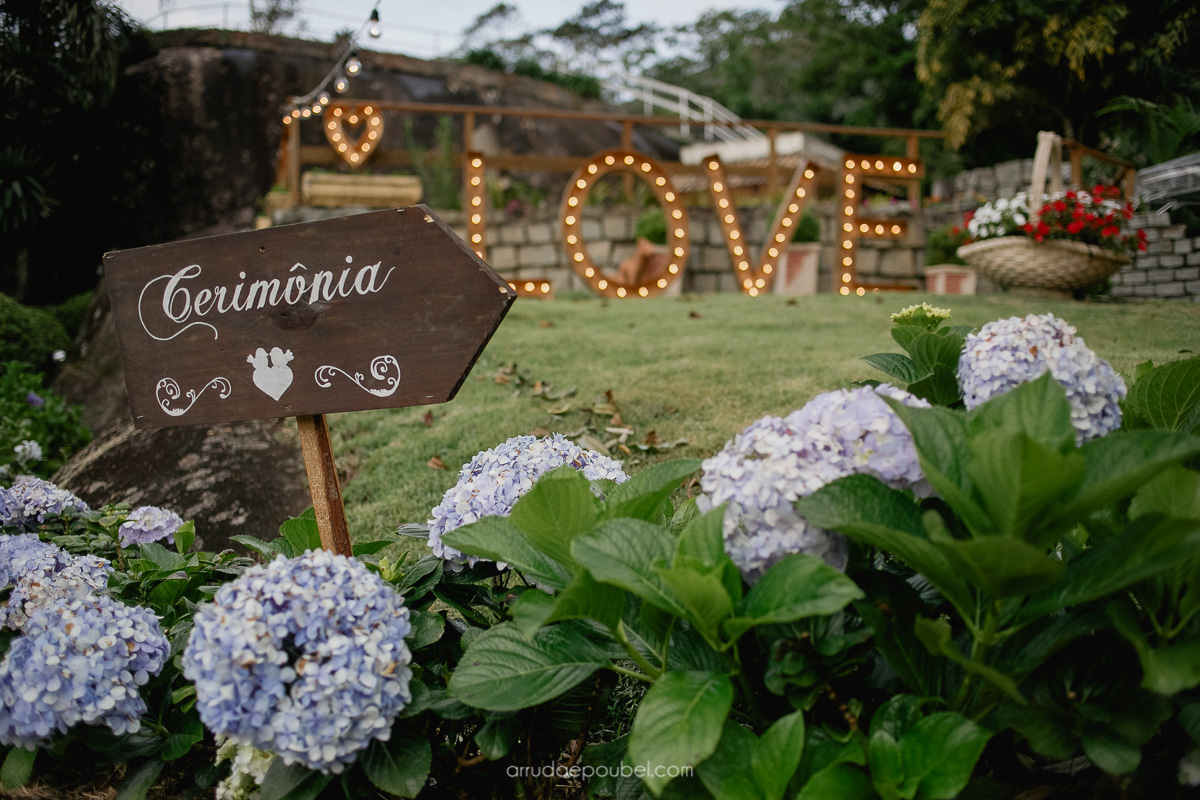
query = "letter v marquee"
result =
(703, 157, 819, 296)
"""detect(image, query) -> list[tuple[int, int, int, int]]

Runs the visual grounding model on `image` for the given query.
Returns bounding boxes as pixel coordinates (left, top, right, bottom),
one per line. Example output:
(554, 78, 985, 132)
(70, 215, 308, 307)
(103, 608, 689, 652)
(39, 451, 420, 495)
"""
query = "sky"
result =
(116, 1, 779, 61)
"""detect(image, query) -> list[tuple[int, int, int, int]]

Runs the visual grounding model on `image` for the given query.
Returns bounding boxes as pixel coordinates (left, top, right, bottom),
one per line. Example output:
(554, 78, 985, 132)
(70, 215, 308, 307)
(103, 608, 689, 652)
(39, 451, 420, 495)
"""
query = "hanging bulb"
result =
(334, 74, 349, 93)
(368, 9, 382, 39)
(311, 102, 323, 113)
(346, 51, 362, 75)
(317, 91, 330, 105)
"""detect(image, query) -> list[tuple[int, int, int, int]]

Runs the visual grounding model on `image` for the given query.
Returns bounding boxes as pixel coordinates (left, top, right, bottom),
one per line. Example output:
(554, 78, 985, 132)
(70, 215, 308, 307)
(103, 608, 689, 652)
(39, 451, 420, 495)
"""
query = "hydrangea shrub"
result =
(183, 549, 414, 773)
(427, 433, 627, 567)
(958, 313, 1126, 443)
(0, 596, 169, 748)
(698, 384, 929, 580)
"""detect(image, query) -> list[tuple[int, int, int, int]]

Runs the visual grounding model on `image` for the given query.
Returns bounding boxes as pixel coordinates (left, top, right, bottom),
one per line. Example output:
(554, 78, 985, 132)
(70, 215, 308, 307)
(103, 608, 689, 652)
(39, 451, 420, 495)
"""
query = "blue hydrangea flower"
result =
(0, 533, 111, 630)
(0, 596, 169, 748)
(119, 506, 184, 548)
(427, 434, 628, 568)
(0, 478, 90, 530)
(183, 550, 414, 773)
(957, 314, 1126, 444)
(25, 392, 44, 408)
(699, 385, 929, 581)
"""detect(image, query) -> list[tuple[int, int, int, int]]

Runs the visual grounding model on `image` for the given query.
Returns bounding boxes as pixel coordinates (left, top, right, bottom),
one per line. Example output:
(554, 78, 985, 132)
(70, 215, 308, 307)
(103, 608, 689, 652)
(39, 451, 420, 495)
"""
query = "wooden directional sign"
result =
(104, 206, 515, 429)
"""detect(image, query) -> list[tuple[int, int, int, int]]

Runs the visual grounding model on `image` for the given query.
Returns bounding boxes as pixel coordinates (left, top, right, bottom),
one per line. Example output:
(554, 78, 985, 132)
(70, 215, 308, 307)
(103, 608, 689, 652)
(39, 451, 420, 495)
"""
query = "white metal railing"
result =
(598, 70, 763, 143)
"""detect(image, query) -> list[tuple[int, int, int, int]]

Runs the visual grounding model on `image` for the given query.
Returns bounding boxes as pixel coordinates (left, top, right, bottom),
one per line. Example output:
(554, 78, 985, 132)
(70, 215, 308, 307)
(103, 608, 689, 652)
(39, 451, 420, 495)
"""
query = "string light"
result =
(281, 3, 380, 120)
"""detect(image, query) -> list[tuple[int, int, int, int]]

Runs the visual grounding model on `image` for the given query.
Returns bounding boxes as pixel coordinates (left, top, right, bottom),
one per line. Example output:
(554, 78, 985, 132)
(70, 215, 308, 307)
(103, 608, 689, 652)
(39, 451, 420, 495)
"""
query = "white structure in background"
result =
(598, 69, 844, 168)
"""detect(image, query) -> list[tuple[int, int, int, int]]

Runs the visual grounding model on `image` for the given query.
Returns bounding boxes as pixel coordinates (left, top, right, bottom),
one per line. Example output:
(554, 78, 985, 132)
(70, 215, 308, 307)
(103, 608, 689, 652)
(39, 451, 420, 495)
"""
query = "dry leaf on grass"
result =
(427, 455, 448, 470)
(422, 410, 434, 426)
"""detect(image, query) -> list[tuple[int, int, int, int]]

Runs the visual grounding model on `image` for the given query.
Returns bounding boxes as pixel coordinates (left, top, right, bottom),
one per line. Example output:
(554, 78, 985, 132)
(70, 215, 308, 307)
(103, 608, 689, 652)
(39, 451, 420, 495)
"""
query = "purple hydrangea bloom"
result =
(183, 550, 414, 773)
(957, 314, 1126, 444)
(0, 596, 169, 748)
(427, 434, 628, 568)
(25, 392, 44, 408)
(0, 478, 90, 530)
(119, 506, 184, 548)
(0, 534, 111, 631)
(699, 385, 929, 582)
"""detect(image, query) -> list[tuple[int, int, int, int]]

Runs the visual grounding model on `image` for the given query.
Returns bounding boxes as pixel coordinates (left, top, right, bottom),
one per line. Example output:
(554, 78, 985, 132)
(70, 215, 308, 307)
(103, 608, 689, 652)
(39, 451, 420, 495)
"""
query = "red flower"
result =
(1054, 201, 1067, 212)
(1035, 234, 1045, 242)
(1066, 191, 1077, 200)
(1067, 220, 1085, 234)
(951, 226, 960, 235)
(1037, 221, 1050, 235)
(1023, 223, 1035, 233)
(963, 210, 975, 223)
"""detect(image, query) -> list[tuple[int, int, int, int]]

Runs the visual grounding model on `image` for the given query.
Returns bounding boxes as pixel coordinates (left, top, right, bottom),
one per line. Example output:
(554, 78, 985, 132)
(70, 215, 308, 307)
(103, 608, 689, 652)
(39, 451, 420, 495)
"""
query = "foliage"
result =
(634, 207, 667, 244)
(791, 211, 820, 244)
(460, 47, 602, 99)
(924, 225, 967, 265)
(248, 0, 302, 36)
(0, 0, 150, 302)
(861, 304, 968, 407)
(403, 116, 461, 211)
(1098, 96, 1200, 168)
(44, 291, 93, 339)
(542, 0, 659, 74)
(0, 362, 91, 480)
(917, 0, 1200, 156)
(0, 294, 70, 374)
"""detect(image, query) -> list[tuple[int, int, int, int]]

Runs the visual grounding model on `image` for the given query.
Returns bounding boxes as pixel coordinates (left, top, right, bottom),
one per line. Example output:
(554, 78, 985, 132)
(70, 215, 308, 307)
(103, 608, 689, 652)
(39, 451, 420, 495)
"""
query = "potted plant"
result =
(924, 222, 976, 294)
(774, 211, 821, 295)
(956, 186, 1146, 291)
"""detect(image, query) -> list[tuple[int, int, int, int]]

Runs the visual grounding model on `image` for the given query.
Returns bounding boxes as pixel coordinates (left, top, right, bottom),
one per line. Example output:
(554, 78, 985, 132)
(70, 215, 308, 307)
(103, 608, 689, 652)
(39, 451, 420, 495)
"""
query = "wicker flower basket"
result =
(957, 237, 1130, 291)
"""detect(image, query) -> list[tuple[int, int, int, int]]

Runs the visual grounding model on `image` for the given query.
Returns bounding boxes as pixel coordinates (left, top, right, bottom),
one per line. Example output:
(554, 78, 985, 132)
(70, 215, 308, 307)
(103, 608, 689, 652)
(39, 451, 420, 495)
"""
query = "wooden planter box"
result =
(772, 243, 821, 296)
(301, 173, 423, 208)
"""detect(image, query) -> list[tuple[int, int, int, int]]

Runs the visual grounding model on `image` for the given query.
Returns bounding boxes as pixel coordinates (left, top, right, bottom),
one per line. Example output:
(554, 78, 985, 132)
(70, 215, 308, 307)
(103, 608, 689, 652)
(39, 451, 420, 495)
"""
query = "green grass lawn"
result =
(327, 293, 1200, 546)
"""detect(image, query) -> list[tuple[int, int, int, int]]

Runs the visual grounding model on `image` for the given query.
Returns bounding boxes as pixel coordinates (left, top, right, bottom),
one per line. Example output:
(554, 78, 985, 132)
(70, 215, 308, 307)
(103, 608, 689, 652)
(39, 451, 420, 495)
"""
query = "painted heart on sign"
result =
(247, 346, 294, 401)
(323, 104, 384, 166)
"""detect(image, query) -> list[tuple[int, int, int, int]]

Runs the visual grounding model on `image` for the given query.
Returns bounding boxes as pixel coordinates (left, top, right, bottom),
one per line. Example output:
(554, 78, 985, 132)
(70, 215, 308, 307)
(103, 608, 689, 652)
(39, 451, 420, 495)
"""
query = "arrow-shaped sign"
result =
(104, 206, 515, 553)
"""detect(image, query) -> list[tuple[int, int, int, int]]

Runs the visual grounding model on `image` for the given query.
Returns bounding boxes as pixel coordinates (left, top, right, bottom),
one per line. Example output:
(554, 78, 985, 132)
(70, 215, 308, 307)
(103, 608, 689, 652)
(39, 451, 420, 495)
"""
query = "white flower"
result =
(13, 441, 42, 463)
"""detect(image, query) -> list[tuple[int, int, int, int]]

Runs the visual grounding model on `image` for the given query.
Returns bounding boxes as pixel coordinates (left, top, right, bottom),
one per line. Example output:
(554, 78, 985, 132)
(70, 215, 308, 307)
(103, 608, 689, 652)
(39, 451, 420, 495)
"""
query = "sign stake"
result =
(296, 414, 352, 556)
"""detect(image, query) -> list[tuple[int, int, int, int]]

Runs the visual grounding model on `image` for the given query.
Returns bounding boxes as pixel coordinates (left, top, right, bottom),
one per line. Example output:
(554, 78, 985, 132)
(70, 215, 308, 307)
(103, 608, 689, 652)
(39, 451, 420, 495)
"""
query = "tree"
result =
(543, 1, 658, 73)
(917, 0, 1200, 156)
(0, 0, 148, 301)
(248, 0, 304, 36)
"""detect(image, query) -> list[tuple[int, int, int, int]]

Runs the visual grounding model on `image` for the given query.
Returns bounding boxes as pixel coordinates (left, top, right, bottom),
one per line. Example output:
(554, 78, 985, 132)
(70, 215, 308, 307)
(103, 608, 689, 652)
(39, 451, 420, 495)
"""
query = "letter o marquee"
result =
(560, 149, 689, 298)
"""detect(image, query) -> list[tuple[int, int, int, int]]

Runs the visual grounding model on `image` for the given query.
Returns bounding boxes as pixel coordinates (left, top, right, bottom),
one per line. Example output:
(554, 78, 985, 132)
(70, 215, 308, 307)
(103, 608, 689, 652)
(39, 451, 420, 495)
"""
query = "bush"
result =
(43, 291, 92, 339)
(925, 223, 969, 265)
(634, 207, 667, 244)
(791, 211, 821, 243)
(0, 362, 91, 480)
(0, 293, 69, 373)
(463, 47, 506, 72)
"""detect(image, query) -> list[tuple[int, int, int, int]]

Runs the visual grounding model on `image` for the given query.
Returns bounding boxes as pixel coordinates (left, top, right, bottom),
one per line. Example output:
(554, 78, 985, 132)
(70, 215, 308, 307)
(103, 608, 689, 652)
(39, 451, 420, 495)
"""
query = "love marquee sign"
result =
(105, 207, 514, 430)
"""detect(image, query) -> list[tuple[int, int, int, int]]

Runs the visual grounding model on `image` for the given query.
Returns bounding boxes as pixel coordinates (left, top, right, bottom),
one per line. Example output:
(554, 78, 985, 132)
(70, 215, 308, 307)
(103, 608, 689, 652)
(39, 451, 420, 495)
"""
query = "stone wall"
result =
(930, 159, 1072, 204)
(1110, 211, 1200, 301)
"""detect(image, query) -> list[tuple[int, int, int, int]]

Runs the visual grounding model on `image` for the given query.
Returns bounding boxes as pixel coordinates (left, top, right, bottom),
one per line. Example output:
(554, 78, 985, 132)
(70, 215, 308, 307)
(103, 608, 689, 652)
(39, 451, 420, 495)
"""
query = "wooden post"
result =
(288, 113, 301, 207)
(767, 126, 779, 197)
(1069, 146, 1084, 190)
(1123, 167, 1137, 200)
(906, 135, 920, 211)
(622, 120, 634, 203)
(296, 413, 352, 556)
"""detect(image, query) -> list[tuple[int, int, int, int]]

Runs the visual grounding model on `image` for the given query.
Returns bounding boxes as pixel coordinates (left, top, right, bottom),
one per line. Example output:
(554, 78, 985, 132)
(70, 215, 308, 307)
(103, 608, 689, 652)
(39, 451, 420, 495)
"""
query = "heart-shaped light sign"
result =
(323, 104, 384, 166)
